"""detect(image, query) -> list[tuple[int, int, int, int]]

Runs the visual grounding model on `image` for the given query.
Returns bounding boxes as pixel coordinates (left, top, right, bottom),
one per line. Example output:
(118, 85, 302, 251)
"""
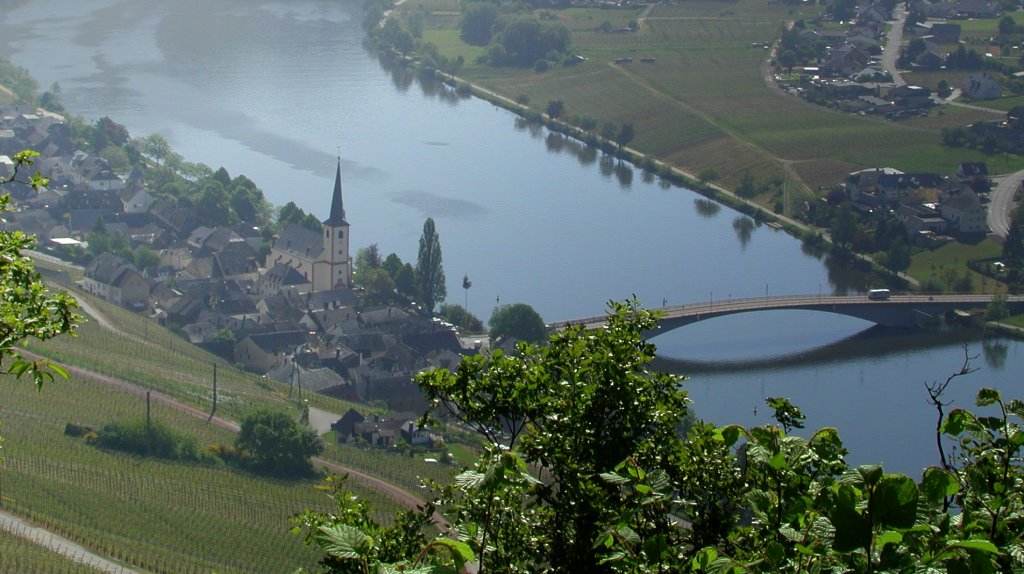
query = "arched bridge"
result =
(548, 294, 1024, 336)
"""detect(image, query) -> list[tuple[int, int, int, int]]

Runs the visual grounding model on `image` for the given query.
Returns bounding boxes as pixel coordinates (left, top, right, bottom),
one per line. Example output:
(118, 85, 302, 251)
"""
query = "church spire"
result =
(324, 157, 347, 227)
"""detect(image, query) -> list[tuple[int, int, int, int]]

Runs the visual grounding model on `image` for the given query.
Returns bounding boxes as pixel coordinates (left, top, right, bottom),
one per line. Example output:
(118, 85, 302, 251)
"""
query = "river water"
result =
(1, 0, 1020, 476)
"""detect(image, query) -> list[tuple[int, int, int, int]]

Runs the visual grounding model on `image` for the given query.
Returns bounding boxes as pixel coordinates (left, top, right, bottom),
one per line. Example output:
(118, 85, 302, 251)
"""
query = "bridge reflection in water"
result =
(651, 324, 995, 375)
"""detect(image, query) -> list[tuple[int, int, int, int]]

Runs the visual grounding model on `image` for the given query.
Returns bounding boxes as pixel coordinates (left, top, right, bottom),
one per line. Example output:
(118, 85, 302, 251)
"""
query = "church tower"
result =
(318, 158, 352, 291)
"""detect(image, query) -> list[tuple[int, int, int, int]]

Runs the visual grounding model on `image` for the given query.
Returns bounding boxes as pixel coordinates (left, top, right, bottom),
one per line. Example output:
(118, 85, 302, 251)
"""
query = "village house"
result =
(82, 252, 151, 309)
(962, 73, 1001, 100)
(234, 330, 310, 372)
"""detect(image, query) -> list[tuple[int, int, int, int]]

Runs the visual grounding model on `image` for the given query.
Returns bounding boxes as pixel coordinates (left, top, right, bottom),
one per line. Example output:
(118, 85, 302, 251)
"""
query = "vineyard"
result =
(0, 271, 444, 571)
(320, 442, 457, 496)
(0, 528, 109, 574)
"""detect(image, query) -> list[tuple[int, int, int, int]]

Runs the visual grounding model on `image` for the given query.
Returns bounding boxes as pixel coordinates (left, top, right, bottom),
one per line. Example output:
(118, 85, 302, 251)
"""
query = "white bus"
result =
(868, 288, 891, 300)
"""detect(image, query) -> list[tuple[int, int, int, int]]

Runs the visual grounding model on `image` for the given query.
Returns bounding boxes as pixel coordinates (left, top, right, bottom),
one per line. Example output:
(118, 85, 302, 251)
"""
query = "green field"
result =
(908, 237, 1004, 293)
(0, 529, 106, 574)
(400, 0, 1024, 197)
(0, 269, 456, 572)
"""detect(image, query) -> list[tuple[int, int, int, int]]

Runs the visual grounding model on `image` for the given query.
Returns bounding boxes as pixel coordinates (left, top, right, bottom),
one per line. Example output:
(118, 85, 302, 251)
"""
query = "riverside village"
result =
(0, 99, 1010, 449)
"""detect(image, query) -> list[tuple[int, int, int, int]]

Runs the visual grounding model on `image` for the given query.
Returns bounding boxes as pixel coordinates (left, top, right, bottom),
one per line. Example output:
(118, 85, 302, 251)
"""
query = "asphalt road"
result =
(988, 170, 1024, 238)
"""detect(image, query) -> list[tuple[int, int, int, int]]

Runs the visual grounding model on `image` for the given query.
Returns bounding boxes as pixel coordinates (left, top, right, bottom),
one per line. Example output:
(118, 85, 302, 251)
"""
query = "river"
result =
(0, 0, 1020, 476)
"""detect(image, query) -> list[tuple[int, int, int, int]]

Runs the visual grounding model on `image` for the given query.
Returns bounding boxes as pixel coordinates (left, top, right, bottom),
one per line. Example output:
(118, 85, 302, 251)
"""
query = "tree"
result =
(132, 245, 159, 270)
(699, 167, 720, 186)
(460, 1, 499, 45)
(1004, 223, 1024, 266)
(361, 267, 397, 305)
(395, 263, 417, 300)
(415, 217, 446, 313)
(354, 244, 383, 287)
(417, 300, 689, 572)
(830, 203, 858, 249)
(1000, 15, 1017, 36)
(440, 303, 484, 332)
(882, 239, 912, 274)
(779, 49, 797, 73)
(986, 292, 1009, 320)
(545, 99, 564, 120)
(615, 122, 635, 153)
(488, 303, 546, 344)
(937, 79, 952, 98)
(0, 151, 80, 389)
(300, 300, 1024, 574)
(235, 409, 323, 477)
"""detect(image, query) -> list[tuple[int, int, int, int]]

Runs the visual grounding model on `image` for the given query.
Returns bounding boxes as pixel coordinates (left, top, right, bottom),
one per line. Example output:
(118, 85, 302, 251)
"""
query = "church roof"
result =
(274, 223, 324, 261)
(323, 158, 349, 227)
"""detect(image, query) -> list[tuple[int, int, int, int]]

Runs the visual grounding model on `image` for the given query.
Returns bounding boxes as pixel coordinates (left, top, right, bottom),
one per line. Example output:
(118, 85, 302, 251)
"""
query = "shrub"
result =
(96, 418, 200, 461)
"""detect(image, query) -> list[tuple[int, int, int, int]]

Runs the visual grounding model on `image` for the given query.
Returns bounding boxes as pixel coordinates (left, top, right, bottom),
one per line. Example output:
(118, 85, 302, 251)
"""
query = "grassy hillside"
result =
(0, 264, 455, 572)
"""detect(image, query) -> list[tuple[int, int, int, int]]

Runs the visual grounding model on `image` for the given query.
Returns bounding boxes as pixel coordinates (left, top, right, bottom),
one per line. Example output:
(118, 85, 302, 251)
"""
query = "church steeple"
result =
(323, 157, 347, 227)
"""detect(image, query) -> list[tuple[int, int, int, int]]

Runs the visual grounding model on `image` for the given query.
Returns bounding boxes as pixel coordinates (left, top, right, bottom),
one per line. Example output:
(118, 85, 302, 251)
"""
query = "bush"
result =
(97, 418, 201, 461)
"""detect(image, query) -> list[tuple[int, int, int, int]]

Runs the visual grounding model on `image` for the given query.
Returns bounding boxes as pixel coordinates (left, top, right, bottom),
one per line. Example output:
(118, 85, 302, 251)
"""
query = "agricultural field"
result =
(0, 272, 458, 571)
(397, 0, 1024, 199)
(0, 372, 344, 573)
(0, 529, 105, 574)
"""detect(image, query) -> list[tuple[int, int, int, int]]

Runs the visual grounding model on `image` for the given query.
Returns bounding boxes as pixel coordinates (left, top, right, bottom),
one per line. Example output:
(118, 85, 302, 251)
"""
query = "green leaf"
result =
(716, 424, 744, 447)
(47, 363, 69, 379)
(690, 547, 718, 571)
(871, 475, 918, 529)
(316, 523, 372, 559)
(942, 409, 976, 436)
(920, 467, 959, 504)
(948, 539, 999, 554)
(857, 464, 883, 486)
(831, 484, 870, 552)
(454, 470, 485, 490)
(429, 538, 474, 566)
(599, 471, 631, 486)
(876, 530, 903, 551)
(976, 388, 1001, 407)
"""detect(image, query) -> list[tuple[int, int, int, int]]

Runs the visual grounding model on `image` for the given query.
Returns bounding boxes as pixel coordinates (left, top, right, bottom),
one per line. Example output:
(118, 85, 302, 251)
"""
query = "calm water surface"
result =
(1, 0, 1021, 475)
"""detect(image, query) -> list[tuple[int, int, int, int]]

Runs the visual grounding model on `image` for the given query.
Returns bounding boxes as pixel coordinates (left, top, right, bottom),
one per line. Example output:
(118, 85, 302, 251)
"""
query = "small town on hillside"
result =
(0, 105, 476, 448)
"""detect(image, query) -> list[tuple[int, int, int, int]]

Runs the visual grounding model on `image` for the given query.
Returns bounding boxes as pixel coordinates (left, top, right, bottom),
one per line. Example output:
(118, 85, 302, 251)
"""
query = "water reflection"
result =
(653, 326, 991, 375)
(545, 132, 565, 153)
(614, 162, 633, 189)
(982, 338, 1008, 370)
(577, 145, 598, 167)
(599, 153, 615, 178)
(732, 215, 754, 248)
(694, 198, 721, 218)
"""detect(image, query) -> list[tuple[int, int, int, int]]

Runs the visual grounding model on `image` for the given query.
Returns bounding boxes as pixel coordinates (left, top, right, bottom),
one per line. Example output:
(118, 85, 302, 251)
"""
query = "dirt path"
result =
(0, 510, 140, 573)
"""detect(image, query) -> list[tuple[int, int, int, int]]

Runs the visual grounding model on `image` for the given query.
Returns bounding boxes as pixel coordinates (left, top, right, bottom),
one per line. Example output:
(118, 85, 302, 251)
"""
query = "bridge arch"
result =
(548, 294, 1024, 337)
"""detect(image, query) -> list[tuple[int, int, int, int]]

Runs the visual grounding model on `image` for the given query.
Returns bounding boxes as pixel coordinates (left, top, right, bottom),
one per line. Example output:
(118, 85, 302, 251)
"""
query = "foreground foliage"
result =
(1, 151, 79, 389)
(298, 300, 1024, 573)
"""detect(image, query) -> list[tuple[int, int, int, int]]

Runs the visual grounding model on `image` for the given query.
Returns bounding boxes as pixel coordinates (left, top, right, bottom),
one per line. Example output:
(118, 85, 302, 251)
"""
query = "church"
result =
(265, 159, 353, 293)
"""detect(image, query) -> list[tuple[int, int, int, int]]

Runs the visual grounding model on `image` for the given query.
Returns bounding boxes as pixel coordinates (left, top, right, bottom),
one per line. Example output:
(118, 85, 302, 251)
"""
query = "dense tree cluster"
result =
(297, 301, 1024, 574)
(235, 409, 323, 478)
